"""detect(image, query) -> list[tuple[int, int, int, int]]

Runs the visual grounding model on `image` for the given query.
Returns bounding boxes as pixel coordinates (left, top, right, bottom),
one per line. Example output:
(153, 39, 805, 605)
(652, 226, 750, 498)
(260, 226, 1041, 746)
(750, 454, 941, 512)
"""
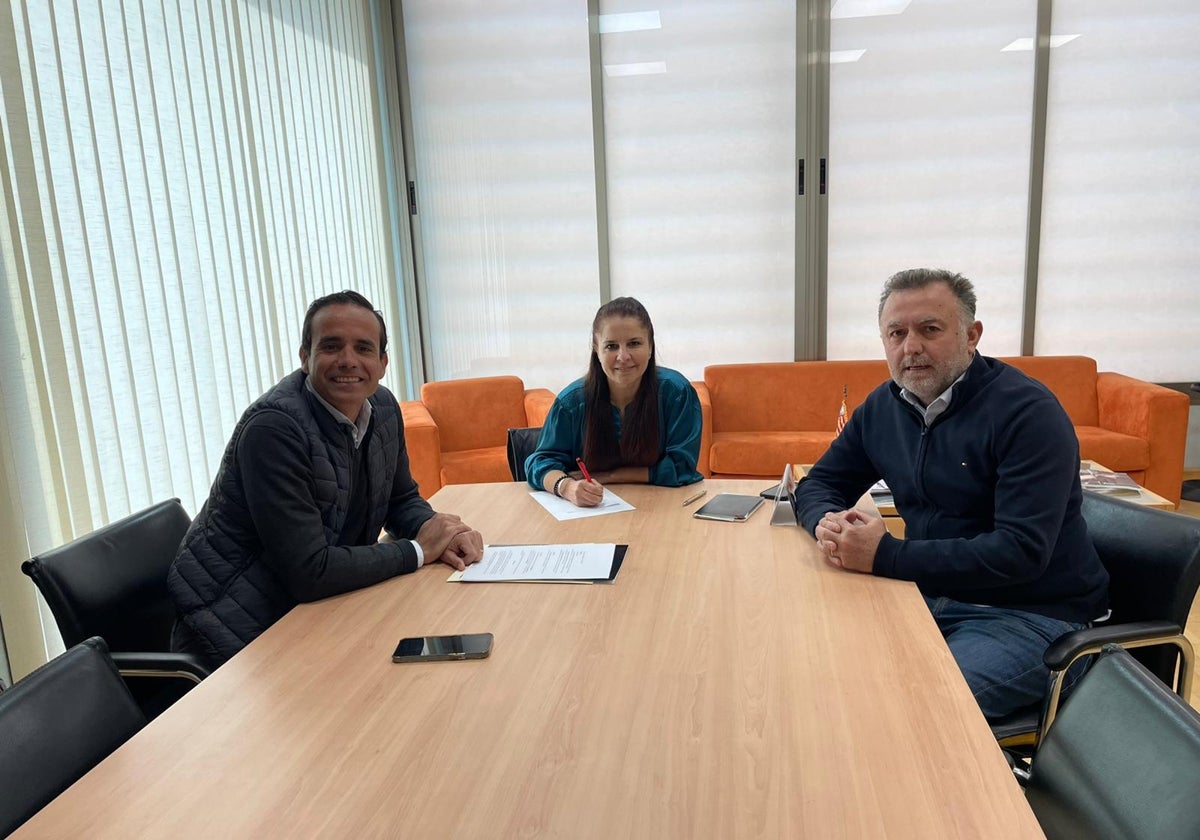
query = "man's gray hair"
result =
(878, 268, 977, 326)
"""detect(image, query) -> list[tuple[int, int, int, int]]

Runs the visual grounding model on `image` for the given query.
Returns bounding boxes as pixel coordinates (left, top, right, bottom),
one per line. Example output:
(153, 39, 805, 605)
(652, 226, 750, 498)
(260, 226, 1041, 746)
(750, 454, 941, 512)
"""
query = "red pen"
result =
(576, 457, 594, 482)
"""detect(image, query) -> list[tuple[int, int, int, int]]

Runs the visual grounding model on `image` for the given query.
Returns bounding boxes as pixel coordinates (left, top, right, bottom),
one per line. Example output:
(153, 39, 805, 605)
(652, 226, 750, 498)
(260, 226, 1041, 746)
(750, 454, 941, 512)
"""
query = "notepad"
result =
(692, 493, 764, 522)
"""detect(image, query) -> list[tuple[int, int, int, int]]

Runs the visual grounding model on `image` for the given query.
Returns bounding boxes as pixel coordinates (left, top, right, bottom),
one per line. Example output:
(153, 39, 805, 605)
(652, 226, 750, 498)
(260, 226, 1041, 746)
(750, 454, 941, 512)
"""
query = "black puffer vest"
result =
(167, 371, 401, 658)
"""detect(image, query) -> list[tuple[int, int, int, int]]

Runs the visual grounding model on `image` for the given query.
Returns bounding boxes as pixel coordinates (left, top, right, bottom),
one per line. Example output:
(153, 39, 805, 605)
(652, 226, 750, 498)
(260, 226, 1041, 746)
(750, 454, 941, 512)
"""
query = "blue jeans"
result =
(923, 596, 1085, 720)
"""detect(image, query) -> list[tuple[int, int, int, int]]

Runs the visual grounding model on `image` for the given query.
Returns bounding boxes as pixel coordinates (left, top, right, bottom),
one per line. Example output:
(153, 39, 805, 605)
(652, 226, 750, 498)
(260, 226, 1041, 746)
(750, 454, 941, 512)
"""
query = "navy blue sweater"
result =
(793, 354, 1108, 624)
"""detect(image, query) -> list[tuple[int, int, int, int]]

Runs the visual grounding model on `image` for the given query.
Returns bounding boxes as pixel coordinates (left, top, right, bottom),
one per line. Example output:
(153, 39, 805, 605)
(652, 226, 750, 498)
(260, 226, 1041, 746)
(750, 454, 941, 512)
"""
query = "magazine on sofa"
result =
(1079, 468, 1142, 497)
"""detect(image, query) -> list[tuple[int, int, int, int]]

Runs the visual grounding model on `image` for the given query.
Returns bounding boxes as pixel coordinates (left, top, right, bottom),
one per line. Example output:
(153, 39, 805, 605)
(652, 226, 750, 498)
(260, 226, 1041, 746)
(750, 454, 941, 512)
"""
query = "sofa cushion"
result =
(1074, 426, 1150, 474)
(440, 447, 512, 485)
(710, 431, 836, 477)
(1001, 355, 1100, 426)
(421, 376, 529, 453)
(705, 361, 890, 433)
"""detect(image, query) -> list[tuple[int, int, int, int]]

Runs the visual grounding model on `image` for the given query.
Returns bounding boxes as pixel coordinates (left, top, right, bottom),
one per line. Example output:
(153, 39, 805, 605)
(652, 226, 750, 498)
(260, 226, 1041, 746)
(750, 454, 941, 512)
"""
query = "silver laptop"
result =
(769, 464, 798, 526)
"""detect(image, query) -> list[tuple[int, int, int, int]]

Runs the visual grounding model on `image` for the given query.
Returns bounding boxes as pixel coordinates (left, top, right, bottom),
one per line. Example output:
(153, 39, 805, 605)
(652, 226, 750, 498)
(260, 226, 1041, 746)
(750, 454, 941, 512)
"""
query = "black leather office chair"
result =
(21, 499, 210, 720)
(1021, 644, 1200, 840)
(506, 426, 543, 482)
(0, 637, 145, 836)
(992, 491, 1200, 754)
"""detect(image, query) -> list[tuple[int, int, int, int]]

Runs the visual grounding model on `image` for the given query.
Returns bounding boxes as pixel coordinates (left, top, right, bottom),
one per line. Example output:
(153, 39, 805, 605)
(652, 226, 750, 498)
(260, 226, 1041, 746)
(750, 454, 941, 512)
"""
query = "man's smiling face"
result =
(300, 303, 388, 421)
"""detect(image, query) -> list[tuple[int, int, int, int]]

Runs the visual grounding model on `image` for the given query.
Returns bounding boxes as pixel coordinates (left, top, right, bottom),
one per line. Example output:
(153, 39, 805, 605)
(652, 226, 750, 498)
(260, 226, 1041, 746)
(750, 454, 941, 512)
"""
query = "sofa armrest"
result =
(524, 388, 557, 427)
(1096, 373, 1189, 506)
(400, 400, 442, 499)
(692, 381, 712, 477)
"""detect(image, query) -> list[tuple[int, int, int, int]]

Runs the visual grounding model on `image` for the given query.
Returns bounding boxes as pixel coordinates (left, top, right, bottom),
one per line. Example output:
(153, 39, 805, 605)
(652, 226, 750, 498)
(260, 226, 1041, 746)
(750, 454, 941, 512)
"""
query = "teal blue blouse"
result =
(525, 367, 703, 490)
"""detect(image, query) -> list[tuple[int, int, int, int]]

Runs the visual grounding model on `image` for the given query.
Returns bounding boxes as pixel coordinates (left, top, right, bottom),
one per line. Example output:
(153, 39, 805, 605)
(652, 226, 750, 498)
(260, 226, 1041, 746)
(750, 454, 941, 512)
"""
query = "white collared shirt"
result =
(304, 376, 373, 449)
(900, 367, 969, 427)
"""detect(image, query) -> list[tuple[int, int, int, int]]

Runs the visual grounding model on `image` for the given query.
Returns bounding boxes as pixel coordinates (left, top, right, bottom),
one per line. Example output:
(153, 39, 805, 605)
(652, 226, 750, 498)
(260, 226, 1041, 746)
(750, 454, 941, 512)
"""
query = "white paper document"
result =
(529, 488, 634, 521)
(456, 544, 618, 582)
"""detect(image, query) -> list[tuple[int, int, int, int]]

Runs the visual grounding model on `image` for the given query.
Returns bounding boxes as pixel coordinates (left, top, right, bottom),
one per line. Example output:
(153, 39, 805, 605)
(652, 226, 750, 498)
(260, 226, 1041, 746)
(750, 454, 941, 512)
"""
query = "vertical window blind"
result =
(0, 0, 404, 671)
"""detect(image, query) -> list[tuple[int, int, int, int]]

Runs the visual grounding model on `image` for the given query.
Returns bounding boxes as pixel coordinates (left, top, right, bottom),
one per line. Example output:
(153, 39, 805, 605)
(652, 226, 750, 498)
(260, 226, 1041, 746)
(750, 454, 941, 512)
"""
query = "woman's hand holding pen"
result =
(564, 457, 604, 507)
(563, 476, 604, 507)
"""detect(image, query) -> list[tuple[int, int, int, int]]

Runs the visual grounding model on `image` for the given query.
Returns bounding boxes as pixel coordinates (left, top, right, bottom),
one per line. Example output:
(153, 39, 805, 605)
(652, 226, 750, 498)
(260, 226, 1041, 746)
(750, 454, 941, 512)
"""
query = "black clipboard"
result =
(599, 545, 628, 582)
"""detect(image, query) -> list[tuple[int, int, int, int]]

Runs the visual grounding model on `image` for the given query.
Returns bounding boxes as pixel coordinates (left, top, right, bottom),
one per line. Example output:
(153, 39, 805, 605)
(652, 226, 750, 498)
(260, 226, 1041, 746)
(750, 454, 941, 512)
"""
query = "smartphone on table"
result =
(392, 633, 494, 663)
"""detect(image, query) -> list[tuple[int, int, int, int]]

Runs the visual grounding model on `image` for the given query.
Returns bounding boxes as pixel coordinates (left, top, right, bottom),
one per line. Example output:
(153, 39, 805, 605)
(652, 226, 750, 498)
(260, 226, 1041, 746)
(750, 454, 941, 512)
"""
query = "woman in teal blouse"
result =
(526, 297, 703, 507)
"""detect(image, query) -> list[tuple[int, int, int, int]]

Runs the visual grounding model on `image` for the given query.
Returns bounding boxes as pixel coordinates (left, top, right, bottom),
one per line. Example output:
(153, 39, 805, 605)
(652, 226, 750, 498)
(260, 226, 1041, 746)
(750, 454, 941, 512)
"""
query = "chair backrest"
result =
(21, 499, 191, 651)
(1082, 491, 1200, 682)
(421, 376, 530, 452)
(506, 427, 543, 482)
(0, 637, 145, 835)
(1024, 645, 1200, 840)
(1000, 355, 1100, 426)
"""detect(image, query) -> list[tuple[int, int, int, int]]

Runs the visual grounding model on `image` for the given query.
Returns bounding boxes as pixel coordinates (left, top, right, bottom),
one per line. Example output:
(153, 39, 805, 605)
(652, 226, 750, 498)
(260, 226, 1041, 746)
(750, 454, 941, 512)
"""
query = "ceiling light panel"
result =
(598, 11, 662, 34)
(831, 0, 912, 20)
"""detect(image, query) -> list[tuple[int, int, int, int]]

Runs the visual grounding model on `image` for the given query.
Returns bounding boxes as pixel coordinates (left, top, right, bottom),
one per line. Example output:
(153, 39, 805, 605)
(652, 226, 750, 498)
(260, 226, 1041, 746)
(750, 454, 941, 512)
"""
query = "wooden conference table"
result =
(17, 481, 1044, 839)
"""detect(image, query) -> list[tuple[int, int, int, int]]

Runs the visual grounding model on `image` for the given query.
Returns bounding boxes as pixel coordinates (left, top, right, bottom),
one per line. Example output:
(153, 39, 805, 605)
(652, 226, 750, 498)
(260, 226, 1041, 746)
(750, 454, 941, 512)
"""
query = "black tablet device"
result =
(692, 493, 764, 522)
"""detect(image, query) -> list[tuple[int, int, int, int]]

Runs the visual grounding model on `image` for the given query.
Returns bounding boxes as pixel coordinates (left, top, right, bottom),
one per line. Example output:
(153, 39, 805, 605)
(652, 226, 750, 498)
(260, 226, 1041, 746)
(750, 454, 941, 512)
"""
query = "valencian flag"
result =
(836, 385, 848, 437)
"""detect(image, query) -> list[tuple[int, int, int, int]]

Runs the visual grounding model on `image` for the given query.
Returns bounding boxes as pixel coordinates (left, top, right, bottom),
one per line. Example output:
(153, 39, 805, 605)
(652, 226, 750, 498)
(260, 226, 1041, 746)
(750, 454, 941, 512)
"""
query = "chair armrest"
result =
(523, 388, 557, 426)
(1002, 749, 1032, 785)
(692, 381, 712, 477)
(400, 400, 442, 499)
(1096, 372, 1189, 505)
(1043, 621, 1184, 671)
(1038, 623, 1193, 742)
(112, 651, 210, 684)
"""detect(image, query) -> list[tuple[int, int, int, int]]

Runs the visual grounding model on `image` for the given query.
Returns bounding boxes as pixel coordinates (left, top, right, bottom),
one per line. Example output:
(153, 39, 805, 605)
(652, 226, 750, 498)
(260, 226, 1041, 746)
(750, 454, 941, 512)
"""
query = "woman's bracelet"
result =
(552, 474, 571, 498)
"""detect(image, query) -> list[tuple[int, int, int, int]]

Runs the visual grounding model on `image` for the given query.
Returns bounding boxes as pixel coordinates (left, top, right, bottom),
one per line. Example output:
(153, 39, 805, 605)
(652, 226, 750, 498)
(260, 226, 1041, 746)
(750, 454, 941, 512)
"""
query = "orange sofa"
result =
(400, 376, 556, 498)
(697, 356, 1189, 506)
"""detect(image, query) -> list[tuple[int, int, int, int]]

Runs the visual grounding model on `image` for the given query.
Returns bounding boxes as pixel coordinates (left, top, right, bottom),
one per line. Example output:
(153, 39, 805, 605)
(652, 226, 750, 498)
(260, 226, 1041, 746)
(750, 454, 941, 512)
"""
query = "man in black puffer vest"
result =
(167, 291, 483, 669)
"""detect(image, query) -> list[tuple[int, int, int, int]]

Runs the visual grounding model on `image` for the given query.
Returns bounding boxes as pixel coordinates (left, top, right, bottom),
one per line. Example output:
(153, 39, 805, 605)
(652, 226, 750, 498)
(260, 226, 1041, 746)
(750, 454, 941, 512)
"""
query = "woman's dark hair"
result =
(582, 297, 661, 471)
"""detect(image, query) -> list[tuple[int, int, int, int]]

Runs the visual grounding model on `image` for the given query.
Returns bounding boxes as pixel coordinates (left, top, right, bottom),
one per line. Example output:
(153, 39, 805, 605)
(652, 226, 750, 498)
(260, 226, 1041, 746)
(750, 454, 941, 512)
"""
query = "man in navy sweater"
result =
(793, 269, 1108, 720)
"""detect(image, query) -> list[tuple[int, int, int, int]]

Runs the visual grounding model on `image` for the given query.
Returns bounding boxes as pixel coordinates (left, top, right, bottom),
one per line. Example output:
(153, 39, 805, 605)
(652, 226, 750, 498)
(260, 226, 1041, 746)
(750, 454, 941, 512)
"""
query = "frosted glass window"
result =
(403, 0, 601, 392)
(826, 0, 1036, 360)
(600, 0, 796, 379)
(1035, 0, 1200, 382)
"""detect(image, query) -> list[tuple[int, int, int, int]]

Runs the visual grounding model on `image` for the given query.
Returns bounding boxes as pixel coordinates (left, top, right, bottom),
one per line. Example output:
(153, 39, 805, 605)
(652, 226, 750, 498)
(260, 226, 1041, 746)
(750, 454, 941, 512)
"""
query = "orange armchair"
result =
(400, 376, 556, 498)
(693, 380, 712, 477)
